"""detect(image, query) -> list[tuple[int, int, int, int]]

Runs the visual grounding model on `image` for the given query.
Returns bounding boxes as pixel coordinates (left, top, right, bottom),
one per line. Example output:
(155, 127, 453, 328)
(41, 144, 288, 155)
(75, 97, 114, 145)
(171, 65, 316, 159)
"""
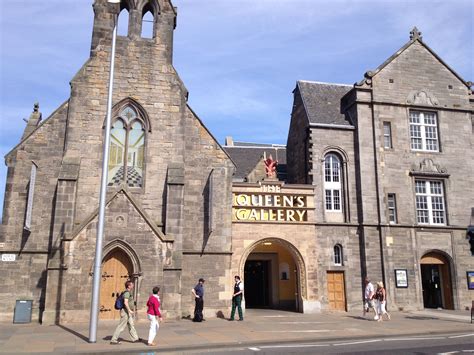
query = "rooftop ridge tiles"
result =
(297, 80, 353, 87)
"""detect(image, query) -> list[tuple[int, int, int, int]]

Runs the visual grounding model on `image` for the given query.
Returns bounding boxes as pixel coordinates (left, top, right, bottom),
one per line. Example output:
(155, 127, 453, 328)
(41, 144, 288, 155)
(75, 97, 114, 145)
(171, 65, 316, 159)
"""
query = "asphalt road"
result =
(158, 332, 474, 355)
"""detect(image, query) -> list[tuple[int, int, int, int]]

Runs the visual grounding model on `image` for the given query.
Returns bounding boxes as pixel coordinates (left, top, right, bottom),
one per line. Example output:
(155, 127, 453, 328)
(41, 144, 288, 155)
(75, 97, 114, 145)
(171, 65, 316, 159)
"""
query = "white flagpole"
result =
(89, 0, 120, 343)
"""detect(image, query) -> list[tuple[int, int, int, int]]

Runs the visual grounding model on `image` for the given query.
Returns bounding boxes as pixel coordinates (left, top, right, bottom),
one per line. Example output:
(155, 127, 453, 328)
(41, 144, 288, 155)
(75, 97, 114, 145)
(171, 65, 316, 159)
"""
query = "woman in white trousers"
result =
(146, 286, 163, 346)
(374, 281, 391, 321)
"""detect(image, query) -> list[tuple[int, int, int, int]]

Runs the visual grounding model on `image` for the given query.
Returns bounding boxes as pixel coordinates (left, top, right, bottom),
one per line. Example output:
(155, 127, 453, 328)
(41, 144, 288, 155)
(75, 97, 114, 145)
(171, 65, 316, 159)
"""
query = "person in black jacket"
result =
(191, 278, 205, 322)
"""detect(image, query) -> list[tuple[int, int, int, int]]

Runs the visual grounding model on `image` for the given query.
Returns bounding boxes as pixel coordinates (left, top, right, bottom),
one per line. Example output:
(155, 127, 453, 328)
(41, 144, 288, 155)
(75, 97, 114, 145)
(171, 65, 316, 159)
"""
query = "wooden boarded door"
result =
(99, 249, 133, 320)
(327, 271, 346, 311)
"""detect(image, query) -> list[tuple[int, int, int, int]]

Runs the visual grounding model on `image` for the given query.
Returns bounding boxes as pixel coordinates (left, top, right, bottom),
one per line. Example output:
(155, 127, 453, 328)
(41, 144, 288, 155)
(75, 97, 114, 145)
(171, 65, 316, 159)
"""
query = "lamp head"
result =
(107, 0, 120, 3)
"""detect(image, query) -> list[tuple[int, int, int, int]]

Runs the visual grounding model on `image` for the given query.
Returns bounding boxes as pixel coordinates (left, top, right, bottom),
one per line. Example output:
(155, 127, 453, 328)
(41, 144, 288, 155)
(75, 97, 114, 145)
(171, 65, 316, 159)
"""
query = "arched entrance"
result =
(420, 252, 454, 310)
(240, 238, 305, 312)
(99, 249, 134, 320)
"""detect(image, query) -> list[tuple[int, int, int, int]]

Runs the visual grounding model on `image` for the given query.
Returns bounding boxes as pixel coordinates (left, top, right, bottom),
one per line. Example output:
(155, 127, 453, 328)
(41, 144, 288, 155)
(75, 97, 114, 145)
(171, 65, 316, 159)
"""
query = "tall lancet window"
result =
(117, 7, 130, 36)
(141, 8, 154, 38)
(324, 153, 342, 211)
(107, 105, 146, 188)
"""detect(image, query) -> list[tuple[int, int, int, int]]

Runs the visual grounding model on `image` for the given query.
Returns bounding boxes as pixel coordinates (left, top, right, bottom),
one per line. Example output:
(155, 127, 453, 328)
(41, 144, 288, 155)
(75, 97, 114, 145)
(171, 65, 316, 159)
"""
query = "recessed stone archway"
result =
(239, 238, 307, 311)
(420, 250, 454, 310)
(102, 239, 142, 277)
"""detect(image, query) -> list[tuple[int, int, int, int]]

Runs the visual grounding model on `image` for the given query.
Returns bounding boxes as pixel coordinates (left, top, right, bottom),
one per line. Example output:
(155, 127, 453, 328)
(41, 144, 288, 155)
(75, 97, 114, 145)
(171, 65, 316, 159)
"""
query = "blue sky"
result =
(0, 0, 472, 219)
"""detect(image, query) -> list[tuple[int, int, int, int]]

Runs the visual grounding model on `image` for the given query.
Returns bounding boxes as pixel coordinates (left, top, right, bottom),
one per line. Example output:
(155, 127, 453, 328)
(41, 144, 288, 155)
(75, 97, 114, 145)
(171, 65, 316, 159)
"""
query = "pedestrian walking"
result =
(110, 281, 140, 345)
(229, 275, 244, 321)
(375, 281, 391, 322)
(191, 278, 205, 322)
(363, 277, 375, 318)
(146, 286, 163, 346)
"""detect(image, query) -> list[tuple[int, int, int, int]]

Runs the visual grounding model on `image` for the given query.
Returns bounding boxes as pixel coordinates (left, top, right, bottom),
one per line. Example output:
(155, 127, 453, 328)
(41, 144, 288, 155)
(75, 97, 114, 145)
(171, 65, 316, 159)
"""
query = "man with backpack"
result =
(110, 281, 140, 345)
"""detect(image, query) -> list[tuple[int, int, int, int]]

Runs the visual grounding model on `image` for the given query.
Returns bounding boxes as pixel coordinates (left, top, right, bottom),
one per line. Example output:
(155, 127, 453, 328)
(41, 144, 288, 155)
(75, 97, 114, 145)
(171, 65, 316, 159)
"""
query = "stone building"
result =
(0, 1, 472, 324)
(285, 27, 473, 312)
(0, 0, 235, 323)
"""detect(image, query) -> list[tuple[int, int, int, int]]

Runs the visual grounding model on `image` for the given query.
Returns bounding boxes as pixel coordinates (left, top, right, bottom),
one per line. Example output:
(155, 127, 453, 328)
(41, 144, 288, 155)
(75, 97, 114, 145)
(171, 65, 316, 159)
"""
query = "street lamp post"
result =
(88, 0, 121, 343)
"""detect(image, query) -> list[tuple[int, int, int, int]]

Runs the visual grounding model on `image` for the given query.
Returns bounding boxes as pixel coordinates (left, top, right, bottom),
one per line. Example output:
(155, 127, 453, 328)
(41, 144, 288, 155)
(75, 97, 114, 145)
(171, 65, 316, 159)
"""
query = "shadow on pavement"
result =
(57, 324, 89, 343)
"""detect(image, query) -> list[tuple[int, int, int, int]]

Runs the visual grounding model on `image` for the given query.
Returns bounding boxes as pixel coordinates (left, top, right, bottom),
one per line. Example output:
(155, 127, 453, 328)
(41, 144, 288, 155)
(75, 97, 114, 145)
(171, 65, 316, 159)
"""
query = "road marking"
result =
(258, 330, 331, 333)
(248, 347, 260, 351)
(260, 344, 330, 349)
(448, 333, 474, 339)
(278, 321, 335, 324)
(437, 352, 459, 354)
(333, 339, 381, 346)
(383, 336, 445, 341)
(461, 350, 474, 353)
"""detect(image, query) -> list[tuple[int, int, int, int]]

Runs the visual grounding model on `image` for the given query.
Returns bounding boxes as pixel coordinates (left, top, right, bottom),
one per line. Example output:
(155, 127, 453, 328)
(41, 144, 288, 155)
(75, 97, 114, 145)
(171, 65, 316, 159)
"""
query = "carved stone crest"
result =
(410, 158, 449, 177)
(407, 90, 439, 106)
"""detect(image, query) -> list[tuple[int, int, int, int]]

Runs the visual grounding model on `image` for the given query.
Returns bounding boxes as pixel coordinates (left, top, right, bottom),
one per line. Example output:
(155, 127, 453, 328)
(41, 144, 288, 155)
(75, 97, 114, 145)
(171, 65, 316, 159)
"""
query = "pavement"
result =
(0, 308, 472, 354)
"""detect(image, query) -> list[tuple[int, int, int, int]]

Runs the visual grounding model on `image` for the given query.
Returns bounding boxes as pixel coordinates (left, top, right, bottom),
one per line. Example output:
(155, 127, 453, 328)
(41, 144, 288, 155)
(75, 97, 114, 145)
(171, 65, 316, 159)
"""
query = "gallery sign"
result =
(232, 184, 312, 223)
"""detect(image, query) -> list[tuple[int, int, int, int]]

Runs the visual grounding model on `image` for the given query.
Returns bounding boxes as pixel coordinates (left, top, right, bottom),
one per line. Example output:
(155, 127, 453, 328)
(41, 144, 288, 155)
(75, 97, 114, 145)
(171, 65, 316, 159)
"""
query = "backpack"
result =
(114, 292, 125, 310)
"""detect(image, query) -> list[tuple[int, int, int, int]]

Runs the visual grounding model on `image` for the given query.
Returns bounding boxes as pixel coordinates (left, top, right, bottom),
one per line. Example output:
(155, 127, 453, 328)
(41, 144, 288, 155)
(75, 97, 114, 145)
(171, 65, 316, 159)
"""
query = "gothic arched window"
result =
(107, 105, 146, 188)
(324, 153, 342, 211)
(334, 244, 343, 266)
(141, 10, 154, 38)
(117, 7, 130, 36)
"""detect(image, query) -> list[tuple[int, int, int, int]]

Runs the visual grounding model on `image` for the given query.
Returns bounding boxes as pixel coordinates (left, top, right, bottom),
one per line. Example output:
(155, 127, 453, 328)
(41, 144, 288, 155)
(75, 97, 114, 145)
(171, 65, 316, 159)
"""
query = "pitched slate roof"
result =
(223, 142, 287, 181)
(297, 80, 352, 126)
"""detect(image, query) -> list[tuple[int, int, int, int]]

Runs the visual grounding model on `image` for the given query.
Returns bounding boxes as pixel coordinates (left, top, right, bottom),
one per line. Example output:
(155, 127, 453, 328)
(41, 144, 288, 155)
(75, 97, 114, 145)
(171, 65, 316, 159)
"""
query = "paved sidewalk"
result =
(0, 309, 472, 354)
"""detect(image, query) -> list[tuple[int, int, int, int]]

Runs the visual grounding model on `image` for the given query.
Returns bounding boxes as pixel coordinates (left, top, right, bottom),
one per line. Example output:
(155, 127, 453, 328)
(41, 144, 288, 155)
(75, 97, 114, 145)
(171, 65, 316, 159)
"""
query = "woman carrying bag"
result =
(375, 281, 391, 322)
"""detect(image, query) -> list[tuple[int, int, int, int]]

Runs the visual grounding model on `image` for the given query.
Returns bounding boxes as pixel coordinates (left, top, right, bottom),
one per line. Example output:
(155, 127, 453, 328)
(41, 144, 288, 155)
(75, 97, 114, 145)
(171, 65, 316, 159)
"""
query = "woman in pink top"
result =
(146, 286, 162, 346)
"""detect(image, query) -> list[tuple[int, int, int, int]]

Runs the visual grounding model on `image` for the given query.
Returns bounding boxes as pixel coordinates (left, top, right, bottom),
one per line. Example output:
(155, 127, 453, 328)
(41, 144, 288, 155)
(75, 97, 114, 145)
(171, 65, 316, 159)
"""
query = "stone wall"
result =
(287, 88, 309, 184)
(0, 103, 69, 321)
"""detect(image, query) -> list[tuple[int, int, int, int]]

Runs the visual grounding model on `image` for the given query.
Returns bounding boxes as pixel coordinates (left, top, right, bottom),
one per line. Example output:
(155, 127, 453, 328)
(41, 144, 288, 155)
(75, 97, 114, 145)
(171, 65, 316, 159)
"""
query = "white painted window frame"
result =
(409, 111, 439, 152)
(383, 121, 392, 149)
(324, 154, 342, 212)
(415, 179, 446, 225)
(387, 193, 397, 224)
(333, 244, 343, 266)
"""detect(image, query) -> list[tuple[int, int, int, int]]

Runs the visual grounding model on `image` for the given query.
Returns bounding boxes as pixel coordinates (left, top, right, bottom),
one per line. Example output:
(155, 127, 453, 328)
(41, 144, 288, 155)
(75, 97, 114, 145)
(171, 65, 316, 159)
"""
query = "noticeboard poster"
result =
(467, 271, 474, 290)
(395, 269, 408, 288)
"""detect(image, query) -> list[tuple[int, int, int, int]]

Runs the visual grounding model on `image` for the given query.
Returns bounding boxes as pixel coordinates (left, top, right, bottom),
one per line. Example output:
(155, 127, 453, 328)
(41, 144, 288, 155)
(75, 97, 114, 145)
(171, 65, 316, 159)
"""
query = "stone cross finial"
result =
(27, 101, 42, 125)
(410, 26, 422, 41)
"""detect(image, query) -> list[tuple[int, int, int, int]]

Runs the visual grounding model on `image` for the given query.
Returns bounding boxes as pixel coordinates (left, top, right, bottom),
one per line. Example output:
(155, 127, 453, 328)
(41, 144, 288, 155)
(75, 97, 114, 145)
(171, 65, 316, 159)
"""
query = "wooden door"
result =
(99, 249, 133, 320)
(327, 271, 346, 311)
(440, 263, 454, 310)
